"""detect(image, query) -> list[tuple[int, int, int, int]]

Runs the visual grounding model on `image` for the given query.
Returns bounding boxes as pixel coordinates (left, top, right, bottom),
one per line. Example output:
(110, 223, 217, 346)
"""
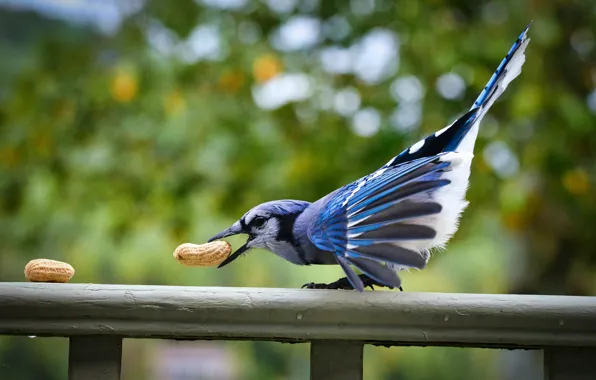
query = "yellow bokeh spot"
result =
(111, 71, 138, 103)
(31, 131, 52, 157)
(502, 212, 525, 231)
(562, 168, 590, 195)
(252, 54, 282, 83)
(0, 146, 18, 168)
(163, 90, 186, 115)
(55, 99, 75, 123)
(219, 71, 245, 93)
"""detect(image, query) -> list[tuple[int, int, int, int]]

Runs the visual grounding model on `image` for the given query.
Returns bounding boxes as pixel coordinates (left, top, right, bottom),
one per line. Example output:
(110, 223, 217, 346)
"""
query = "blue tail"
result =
(472, 22, 532, 109)
(387, 23, 531, 166)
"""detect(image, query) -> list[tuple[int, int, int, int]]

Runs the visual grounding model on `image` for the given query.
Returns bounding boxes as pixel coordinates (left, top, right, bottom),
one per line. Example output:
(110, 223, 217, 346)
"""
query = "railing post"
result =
(544, 347, 596, 380)
(310, 340, 363, 380)
(68, 336, 122, 380)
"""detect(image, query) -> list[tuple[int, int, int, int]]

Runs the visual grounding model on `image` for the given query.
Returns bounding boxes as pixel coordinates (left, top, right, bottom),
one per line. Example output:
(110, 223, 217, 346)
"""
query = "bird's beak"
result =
(217, 242, 250, 268)
(207, 221, 251, 268)
(208, 221, 244, 242)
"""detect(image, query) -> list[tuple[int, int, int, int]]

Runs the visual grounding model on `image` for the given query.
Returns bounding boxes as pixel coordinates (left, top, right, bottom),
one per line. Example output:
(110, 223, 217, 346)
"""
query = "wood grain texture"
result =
(311, 340, 363, 380)
(1, 283, 596, 348)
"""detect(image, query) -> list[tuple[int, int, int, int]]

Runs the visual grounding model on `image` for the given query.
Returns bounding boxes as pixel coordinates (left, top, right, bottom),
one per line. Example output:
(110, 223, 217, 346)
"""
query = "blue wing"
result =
(307, 154, 453, 291)
(306, 24, 531, 291)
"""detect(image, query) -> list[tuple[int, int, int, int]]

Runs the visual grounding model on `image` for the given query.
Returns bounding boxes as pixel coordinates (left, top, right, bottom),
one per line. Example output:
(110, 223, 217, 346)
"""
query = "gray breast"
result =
(265, 240, 308, 265)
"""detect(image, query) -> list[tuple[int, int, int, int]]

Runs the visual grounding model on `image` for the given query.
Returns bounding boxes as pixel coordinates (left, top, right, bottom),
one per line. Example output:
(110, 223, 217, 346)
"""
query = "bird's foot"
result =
(302, 274, 403, 291)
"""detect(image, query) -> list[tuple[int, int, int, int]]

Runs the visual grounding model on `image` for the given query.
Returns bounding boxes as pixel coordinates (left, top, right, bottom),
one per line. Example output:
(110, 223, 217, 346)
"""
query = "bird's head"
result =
(208, 200, 311, 267)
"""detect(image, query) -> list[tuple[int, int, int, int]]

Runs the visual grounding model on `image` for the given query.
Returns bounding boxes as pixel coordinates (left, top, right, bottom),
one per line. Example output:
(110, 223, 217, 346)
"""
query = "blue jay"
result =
(209, 25, 531, 291)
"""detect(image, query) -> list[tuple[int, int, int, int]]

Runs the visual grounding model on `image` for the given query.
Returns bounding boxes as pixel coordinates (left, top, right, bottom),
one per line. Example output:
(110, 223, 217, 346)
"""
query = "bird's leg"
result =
(302, 275, 403, 291)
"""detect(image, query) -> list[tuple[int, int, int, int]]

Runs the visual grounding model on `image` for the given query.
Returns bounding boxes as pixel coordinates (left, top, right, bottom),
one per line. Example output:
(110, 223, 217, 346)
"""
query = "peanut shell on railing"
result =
(173, 241, 231, 267)
(25, 259, 75, 283)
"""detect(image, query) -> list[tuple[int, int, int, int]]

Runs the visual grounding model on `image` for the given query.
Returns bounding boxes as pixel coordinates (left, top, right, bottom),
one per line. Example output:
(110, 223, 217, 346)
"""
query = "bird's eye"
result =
(252, 216, 267, 228)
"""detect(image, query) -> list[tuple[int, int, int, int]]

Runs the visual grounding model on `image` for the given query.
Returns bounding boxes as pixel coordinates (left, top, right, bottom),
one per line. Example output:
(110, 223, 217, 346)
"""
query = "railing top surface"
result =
(1, 283, 596, 348)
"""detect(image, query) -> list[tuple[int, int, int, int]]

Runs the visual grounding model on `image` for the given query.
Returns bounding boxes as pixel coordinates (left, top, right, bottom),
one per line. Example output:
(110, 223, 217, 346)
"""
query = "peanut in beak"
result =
(173, 241, 231, 267)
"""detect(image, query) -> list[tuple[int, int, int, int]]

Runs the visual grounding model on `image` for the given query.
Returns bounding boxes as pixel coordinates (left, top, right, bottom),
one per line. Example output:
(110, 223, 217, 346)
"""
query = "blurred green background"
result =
(0, 0, 595, 379)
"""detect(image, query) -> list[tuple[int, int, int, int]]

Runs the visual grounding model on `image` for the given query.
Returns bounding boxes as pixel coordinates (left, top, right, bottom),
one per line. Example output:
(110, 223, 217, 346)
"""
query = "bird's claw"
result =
(301, 282, 329, 289)
(301, 281, 347, 290)
(301, 275, 403, 291)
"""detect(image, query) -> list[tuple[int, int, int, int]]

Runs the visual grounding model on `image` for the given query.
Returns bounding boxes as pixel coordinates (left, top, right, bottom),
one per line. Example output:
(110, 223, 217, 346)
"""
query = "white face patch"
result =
(409, 139, 425, 154)
(248, 218, 279, 249)
(243, 208, 268, 226)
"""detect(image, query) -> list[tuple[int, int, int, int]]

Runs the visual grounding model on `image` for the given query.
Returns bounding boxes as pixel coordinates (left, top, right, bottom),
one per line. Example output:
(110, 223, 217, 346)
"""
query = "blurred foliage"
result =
(0, 0, 595, 379)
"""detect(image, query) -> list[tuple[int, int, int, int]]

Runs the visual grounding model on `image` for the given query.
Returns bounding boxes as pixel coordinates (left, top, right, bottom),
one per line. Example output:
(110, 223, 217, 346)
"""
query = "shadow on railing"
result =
(1, 283, 596, 380)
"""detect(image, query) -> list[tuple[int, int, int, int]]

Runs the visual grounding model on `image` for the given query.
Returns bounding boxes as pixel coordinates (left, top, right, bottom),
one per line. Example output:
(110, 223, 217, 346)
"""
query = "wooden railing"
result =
(1, 283, 596, 379)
